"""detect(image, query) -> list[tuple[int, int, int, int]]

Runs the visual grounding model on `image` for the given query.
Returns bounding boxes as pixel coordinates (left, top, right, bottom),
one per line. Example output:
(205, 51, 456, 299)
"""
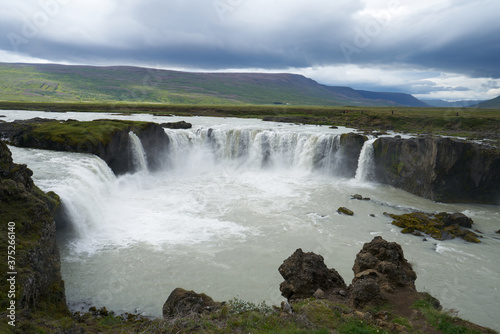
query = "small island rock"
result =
(337, 207, 354, 216)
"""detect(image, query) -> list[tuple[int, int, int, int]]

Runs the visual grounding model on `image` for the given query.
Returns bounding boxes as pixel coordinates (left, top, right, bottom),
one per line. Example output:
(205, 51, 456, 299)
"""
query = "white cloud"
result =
(0, 49, 51, 63)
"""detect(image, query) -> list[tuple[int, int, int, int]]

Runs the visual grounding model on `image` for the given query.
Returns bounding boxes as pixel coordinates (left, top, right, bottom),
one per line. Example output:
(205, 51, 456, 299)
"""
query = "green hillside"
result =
(475, 95, 500, 109)
(0, 63, 423, 107)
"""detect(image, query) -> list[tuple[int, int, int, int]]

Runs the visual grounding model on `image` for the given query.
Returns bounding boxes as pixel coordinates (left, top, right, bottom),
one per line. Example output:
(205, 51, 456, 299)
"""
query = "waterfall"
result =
(7, 147, 118, 241)
(355, 138, 377, 182)
(163, 127, 348, 173)
(58, 156, 117, 241)
(128, 131, 148, 172)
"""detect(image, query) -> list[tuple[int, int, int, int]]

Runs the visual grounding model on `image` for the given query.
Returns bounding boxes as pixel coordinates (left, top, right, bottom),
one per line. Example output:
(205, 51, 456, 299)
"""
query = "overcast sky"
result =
(1, 0, 500, 101)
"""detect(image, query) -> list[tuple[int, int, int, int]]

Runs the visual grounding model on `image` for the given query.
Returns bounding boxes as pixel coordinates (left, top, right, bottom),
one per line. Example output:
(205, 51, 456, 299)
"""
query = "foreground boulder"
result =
(162, 288, 221, 318)
(278, 249, 346, 301)
(351, 236, 417, 307)
(278, 237, 418, 309)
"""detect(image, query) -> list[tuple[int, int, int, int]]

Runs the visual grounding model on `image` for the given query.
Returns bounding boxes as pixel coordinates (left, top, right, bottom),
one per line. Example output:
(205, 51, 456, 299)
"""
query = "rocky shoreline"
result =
(158, 237, 495, 333)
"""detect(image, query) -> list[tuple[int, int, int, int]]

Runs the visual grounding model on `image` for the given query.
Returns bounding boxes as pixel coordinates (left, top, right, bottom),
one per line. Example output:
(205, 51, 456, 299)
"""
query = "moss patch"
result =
(27, 119, 151, 148)
(387, 212, 481, 243)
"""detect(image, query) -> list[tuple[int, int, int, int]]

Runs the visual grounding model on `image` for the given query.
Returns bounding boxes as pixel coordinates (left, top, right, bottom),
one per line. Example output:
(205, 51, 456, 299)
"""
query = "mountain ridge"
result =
(473, 95, 500, 109)
(0, 62, 427, 107)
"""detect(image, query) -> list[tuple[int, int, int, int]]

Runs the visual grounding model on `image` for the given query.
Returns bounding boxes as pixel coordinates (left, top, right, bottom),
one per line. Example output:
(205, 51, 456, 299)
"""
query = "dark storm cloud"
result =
(1, 0, 500, 99)
(0, 0, 362, 68)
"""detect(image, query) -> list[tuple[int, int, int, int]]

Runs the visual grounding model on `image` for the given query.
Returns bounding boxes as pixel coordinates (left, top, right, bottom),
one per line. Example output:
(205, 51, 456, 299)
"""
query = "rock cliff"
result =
(0, 119, 170, 175)
(338, 133, 368, 178)
(313, 133, 367, 178)
(0, 141, 69, 327)
(372, 136, 500, 204)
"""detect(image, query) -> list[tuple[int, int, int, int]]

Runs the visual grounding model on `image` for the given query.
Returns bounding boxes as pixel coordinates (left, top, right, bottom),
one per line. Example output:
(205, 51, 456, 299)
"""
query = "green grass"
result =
(27, 119, 151, 148)
(412, 297, 489, 334)
(1, 101, 499, 139)
(0, 63, 355, 106)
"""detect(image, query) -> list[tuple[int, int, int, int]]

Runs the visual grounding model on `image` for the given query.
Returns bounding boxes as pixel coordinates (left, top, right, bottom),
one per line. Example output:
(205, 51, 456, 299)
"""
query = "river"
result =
(4, 110, 500, 331)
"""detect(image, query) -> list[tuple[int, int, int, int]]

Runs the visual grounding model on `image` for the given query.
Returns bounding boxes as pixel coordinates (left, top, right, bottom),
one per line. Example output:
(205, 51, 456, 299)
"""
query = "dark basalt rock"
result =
(278, 248, 346, 301)
(351, 194, 370, 201)
(161, 121, 192, 129)
(278, 237, 419, 310)
(337, 133, 368, 178)
(442, 212, 473, 228)
(350, 277, 382, 308)
(162, 288, 220, 318)
(349, 236, 417, 308)
(337, 207, 354, 216)
(372, 136, 500, 204)
(352, 236, 417, 290)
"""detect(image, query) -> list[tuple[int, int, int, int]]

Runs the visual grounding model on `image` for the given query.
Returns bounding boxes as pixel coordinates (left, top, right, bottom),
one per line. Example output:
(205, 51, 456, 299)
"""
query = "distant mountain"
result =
(423, 99, 485, 108)
(473, 95, 500, 109)
(0, 62, 427, 107)
(328, 86, 430, 107)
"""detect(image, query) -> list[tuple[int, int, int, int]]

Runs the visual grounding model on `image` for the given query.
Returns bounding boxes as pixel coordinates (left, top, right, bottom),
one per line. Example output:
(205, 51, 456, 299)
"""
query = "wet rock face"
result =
(338, 133, 368, 178)
(0, 141, 68, 315)
(443, 212, 473, 228)
(162, 288, 220, 318)
(278, 248, 347, 301)
(372, 136, 500, 204)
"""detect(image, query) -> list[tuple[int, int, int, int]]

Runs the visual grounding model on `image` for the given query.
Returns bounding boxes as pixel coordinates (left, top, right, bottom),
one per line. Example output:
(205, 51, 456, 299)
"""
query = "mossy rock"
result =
(388, 212, 480, 243)
(337, 207, 354, 216)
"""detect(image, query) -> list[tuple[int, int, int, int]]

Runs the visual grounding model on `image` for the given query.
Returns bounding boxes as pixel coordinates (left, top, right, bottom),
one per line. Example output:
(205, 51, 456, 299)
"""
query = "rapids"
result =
(5, 110, 500, 331)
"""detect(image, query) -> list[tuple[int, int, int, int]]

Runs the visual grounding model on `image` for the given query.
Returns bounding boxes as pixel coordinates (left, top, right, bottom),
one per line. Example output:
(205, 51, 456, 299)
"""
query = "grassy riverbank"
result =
(1, 101, 499, 139)
(12, 295, 497, 334)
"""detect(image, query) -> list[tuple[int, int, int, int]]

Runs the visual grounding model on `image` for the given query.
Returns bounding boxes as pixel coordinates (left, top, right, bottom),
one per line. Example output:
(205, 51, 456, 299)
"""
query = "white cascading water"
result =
(355, 138, 377, 182)
(164, 127, 347, 175)
(7, 114, 500, 331)
(128, 131, 148, 172)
